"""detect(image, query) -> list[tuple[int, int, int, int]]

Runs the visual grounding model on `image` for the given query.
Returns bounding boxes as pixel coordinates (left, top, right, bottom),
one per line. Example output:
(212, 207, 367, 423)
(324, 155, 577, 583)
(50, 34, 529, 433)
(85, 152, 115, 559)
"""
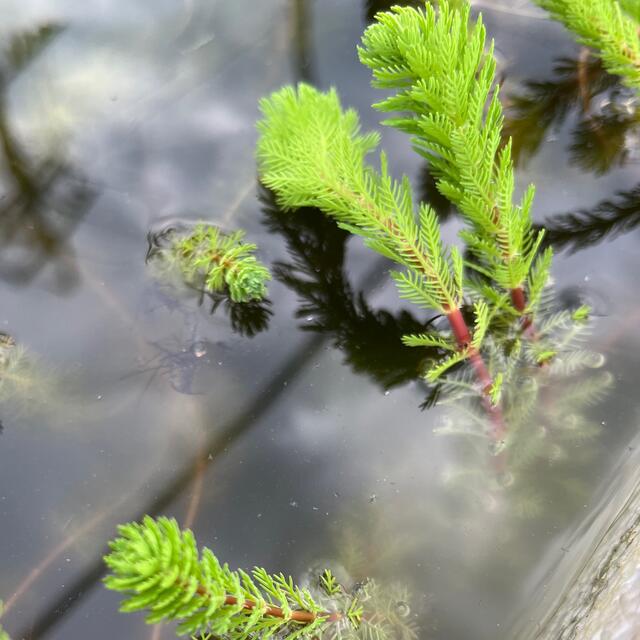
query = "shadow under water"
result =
(261, 188, 443, 393)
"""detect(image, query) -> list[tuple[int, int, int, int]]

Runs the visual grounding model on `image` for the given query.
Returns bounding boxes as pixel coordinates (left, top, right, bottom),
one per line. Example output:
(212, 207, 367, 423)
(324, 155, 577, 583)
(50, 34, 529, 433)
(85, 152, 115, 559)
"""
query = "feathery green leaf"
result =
(534, 0, 640, 90)
(359, 0, 549, 303)
(257, 83, 463, 314)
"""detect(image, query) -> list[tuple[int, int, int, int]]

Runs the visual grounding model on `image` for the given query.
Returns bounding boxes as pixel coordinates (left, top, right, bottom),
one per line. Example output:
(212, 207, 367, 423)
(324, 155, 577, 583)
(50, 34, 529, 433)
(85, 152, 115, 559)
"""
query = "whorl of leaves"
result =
(358, 0, 550, 301)
(257, 83, 463, 314)
(534, 0, 640, 90)
(104, 516, 358, 639)
(171, 225, 271, 303)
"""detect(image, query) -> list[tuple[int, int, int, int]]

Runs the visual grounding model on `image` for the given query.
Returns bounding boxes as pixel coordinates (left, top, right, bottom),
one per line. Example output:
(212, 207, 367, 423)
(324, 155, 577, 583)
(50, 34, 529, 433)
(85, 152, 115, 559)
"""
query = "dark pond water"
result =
(1, 1, 639, 639)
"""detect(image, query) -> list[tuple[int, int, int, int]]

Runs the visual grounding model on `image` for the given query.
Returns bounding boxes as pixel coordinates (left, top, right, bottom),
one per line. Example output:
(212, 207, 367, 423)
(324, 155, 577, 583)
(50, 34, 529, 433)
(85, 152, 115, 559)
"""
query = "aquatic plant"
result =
(146, 225, 273, 337)
(502, 53, 640, 175)
(147, 224, 270, 304)
(0, 334, 59, 421)
(358, 2, 550, 318)
(257, 0, 558, 431)
(534, 0, 640, 90)
(104, 516, 415, 639)
(0, 601, 10, 640)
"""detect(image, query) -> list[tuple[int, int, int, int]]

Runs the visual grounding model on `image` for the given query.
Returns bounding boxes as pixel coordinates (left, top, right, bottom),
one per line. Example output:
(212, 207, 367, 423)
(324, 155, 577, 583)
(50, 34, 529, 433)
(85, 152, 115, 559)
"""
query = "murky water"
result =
(0, 1, 639, 639)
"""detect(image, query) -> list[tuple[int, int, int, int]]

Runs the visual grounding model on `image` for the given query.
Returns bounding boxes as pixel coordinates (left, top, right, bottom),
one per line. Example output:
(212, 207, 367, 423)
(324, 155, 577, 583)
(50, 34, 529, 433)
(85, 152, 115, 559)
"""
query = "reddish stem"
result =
(510, 287, 526, 313)
(447, 307, 492, 392)
(511, 286, 535, 334)
(193, 584, 341, 624)
(446, 307, 506, 442)
(223, 595, 340, 623)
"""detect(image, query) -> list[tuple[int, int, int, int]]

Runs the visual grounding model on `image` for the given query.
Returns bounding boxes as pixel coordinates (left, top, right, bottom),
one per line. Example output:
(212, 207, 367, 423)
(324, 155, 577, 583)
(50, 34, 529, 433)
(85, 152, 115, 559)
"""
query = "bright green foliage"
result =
(359, 1, 549, 300)
(171, 225, 270, 303)
(104, 516, 360, 639)
(534, 0, 640, 90)
(620, 0, 640, 23)
(403, 299, 494, 382)
(257, 83, 463, 314)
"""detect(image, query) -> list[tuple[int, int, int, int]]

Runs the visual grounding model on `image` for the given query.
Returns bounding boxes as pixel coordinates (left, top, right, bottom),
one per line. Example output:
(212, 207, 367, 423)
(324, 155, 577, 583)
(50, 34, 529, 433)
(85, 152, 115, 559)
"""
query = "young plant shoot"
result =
(104, 517, 413, 640)
(167, 224, 271, 304)
(256, 0, 560, 436)
(358, 1, 552, 321)
(534, 0, 640, 90)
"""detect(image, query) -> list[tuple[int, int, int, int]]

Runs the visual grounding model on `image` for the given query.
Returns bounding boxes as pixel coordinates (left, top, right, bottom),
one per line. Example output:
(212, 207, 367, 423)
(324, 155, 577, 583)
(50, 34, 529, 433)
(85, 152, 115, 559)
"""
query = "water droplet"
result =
(384, 390, 390, 396)
(96, 395, 103, 400)
(192, 341, 207, 358)
(368, 494, 377, 504)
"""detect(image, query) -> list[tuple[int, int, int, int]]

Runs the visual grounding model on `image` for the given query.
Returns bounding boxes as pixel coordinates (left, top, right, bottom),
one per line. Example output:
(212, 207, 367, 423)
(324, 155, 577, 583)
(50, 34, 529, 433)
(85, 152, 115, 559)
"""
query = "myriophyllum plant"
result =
(257, 0, 557, 435)
(104, 517, 415, 640)
(257, 83, 508, 436)
(534, 0, 640, 91)
(358, 2, 552, 321)
(153, 224, 271, 304)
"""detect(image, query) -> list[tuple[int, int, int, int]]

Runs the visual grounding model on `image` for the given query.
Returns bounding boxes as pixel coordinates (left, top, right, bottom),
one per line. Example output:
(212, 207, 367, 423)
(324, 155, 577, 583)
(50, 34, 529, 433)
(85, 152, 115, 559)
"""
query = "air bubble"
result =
(192, 341, 207, 358)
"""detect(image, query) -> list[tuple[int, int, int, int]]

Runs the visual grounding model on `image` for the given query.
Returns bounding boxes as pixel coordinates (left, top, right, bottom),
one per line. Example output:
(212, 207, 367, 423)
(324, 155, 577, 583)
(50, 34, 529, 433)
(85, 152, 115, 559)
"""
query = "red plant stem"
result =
(224, 595, 341, 623)
(511, 286, 536, 335)
(193, 584, 341, 624)
(446, 307, 506, 442)
(510, 287, 526, 313)
(447, 307, 492, 392)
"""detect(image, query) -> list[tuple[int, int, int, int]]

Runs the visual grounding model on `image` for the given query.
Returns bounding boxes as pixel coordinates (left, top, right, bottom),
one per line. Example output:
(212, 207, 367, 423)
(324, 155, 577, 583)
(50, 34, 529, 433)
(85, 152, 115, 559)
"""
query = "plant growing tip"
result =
(358, 0, 551, 325)
(155, 224, 271, 304)
(534, 0, 640, 91)
(104, 516, 414, 639)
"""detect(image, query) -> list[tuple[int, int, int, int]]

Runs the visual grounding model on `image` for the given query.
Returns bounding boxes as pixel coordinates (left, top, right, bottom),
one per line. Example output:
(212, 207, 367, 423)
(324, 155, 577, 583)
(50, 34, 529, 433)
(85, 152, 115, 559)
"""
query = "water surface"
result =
(0, 1, 639, 639)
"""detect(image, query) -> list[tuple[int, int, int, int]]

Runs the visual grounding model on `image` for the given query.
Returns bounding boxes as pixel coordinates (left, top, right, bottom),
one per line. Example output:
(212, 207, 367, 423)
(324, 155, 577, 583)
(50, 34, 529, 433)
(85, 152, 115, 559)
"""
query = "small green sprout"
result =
(170, 224, 271, 303)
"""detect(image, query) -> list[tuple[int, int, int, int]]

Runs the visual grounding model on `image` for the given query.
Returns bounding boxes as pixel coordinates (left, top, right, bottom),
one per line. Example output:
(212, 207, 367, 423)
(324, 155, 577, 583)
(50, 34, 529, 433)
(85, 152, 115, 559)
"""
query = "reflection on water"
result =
(543, 183, 640, 254)
(0, 24, 93, 291)
(503, 50, 640, 254)
(0, 1, 639, 640)
(262, 189, 441, 394)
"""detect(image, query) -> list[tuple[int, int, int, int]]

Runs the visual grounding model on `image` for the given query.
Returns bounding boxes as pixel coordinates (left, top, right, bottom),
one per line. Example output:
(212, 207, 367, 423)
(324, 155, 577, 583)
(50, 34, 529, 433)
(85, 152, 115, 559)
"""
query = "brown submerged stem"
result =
(193, 585, 342, 625)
